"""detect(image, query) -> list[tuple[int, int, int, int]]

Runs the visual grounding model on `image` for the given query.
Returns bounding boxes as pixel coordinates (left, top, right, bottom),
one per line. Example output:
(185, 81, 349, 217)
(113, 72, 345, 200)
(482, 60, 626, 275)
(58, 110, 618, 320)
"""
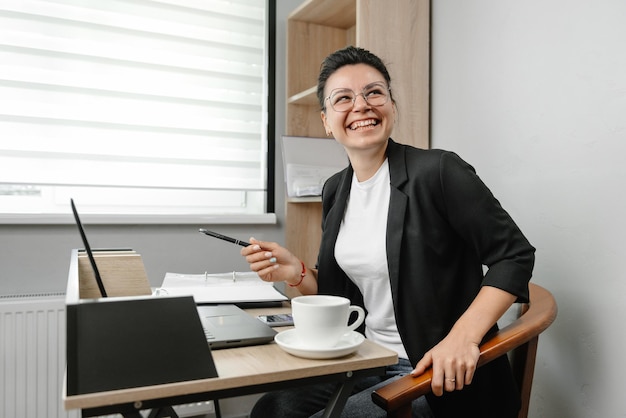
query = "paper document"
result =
(158, 271, 288, 304)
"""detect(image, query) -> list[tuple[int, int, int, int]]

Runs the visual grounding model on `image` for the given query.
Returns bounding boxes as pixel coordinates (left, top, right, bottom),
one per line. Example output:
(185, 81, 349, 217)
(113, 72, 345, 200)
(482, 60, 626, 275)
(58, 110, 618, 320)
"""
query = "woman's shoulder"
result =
(392, 140, 458, 160)
(389, 140, 471, 174)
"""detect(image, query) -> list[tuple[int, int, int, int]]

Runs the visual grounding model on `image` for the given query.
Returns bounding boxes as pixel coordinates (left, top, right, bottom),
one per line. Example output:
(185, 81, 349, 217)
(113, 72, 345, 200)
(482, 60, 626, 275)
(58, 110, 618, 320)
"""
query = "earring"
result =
(326, 131, 332, 137)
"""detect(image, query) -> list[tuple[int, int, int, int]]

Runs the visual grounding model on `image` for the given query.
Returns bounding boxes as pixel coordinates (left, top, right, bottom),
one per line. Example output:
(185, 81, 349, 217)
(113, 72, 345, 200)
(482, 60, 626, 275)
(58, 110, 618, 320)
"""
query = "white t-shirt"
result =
(334, 159, 409, 360)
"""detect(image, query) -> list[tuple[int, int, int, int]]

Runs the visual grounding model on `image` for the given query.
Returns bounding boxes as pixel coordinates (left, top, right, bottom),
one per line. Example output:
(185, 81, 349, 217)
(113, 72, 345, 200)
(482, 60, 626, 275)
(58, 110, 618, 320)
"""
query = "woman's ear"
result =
(321, 111, 331, 136)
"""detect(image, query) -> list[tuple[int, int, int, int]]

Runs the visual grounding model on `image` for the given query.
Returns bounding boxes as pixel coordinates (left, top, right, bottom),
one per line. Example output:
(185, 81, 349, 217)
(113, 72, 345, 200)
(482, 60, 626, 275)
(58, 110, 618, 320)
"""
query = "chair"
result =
(371, 283, 557, 418)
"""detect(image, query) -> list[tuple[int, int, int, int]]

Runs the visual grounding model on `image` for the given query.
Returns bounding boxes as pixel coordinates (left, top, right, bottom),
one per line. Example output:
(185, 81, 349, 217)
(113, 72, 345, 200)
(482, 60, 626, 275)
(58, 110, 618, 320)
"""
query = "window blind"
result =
(0, 0, 271, 219)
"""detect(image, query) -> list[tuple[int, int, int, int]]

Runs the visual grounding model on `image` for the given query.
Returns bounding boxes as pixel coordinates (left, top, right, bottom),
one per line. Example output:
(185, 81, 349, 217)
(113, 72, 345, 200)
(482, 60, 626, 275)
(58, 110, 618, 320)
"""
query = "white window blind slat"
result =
(3, 0, 265, 48)
(1, 26, 264, 77)
(0, 156, 263, 190)
(0, 85, 262, 131)
(0, 129, 261, 162)
(0, 0, 270, 218)
(0, 52, 263, 106)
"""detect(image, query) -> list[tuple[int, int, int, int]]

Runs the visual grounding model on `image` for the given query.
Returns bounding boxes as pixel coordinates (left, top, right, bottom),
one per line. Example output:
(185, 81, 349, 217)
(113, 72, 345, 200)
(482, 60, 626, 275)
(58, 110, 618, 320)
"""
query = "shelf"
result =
(289, 0, 356, 28)
(288, 86, 318, 106)
(286, 196, 322, 203)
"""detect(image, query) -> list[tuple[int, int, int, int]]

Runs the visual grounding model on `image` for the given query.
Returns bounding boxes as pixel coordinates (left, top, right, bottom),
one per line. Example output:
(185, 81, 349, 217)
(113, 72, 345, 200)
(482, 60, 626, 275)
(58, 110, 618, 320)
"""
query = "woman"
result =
(241, 46, 535, 418)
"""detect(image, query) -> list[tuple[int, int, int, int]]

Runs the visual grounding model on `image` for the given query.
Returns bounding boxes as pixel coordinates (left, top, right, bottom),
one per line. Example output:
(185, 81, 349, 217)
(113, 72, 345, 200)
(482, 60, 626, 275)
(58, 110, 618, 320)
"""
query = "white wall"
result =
(431, 1, 626, 417)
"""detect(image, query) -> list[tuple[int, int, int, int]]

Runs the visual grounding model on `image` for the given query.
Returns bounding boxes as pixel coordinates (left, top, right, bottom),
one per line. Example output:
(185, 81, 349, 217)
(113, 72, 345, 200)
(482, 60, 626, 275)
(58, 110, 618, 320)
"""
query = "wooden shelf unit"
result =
(285, 0, 430, 295)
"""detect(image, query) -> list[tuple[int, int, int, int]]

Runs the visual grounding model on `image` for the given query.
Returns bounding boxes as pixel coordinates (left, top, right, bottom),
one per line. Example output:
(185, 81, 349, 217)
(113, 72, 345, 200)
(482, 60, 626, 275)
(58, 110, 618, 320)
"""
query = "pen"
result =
(198, 228, 251, 247)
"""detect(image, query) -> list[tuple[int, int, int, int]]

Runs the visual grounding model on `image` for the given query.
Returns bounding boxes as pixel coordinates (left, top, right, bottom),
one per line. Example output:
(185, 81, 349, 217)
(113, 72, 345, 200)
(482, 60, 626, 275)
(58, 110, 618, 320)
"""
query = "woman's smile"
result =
(349, 118, 379, 131)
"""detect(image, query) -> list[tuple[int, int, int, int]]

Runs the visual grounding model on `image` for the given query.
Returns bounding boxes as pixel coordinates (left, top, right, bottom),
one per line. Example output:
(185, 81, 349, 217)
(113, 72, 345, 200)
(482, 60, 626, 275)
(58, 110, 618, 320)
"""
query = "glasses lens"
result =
(363, 84, 389, 106)
(330, 89, 356, 112)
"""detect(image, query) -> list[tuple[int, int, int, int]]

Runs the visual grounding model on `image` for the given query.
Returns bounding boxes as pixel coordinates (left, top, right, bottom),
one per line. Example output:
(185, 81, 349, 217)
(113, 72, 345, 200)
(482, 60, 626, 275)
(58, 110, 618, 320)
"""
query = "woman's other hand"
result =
(411, 286, 517, 396)
(411, 330, 480, 396)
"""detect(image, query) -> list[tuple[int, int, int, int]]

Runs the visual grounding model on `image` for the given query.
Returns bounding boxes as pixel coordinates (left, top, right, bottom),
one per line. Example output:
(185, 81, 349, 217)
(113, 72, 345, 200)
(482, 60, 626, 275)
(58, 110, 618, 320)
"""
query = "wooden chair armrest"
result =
(372, 283, 557, 415)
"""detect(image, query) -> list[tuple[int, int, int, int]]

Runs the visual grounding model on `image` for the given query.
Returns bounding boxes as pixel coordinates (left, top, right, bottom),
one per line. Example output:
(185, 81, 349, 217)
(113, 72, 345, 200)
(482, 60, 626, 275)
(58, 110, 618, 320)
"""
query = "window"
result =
(0, 0, 275, 223)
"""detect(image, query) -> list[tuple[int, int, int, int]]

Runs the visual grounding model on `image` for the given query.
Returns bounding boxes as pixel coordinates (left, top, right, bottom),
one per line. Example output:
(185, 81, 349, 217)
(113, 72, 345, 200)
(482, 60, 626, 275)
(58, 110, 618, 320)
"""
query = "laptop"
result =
(197, 304, 277, 349)
(70, 198, 276, 350)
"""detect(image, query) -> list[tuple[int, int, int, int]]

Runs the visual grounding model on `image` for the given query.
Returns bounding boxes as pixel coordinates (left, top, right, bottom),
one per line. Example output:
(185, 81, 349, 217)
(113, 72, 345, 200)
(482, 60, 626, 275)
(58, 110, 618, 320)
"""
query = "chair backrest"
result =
(371, 283, 558, 418)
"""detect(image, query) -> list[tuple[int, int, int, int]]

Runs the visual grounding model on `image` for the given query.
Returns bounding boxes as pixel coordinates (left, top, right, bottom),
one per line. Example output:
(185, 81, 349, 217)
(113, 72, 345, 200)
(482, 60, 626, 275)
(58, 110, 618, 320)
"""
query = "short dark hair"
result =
(317, 46, 394, 111)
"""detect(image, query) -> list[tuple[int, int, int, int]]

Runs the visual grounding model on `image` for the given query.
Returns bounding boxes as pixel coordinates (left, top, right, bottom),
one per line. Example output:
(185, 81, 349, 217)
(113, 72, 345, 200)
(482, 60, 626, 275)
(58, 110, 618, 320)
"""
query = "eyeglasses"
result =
(325, 82, 391, 112)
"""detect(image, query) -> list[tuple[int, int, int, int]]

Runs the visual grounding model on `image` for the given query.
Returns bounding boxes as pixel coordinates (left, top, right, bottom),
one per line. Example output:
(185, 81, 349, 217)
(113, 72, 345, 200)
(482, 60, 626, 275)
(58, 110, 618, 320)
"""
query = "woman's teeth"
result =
(350, 119, 378, 130)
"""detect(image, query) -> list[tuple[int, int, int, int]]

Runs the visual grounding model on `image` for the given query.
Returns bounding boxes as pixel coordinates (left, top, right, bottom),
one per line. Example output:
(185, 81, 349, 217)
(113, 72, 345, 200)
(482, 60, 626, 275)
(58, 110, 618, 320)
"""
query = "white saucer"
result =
(274, 329, 364, 359)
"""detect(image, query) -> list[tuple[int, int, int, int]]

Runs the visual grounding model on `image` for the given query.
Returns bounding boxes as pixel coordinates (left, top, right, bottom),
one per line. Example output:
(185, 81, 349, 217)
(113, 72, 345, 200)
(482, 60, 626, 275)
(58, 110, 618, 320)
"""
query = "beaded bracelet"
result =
(288, 260, 306, 287)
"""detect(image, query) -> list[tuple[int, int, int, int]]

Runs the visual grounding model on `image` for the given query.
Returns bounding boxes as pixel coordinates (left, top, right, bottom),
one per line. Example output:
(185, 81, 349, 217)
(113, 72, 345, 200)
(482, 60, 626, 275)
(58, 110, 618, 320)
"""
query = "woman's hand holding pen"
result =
(240, 238, 302, 285)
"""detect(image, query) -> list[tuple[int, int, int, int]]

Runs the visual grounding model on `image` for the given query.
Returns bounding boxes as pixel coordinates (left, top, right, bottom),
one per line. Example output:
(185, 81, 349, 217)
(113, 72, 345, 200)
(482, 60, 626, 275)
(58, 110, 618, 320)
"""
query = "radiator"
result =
(0, 294, 78, 418)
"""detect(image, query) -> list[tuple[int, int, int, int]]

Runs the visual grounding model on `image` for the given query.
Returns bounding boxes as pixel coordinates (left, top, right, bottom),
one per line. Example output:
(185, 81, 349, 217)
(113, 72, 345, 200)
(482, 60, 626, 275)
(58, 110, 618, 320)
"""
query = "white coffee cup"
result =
(290, 295, 365, 349)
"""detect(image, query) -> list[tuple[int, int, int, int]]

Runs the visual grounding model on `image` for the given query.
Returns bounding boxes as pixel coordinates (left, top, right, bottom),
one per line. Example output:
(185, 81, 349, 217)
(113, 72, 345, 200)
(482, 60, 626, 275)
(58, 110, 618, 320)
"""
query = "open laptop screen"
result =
(70, 199, 108, 297)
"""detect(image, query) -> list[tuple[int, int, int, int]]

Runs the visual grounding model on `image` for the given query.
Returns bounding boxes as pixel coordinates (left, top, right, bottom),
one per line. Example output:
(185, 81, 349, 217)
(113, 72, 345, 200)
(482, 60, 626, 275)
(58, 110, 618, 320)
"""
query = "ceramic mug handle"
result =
(346, 305, 365, 332)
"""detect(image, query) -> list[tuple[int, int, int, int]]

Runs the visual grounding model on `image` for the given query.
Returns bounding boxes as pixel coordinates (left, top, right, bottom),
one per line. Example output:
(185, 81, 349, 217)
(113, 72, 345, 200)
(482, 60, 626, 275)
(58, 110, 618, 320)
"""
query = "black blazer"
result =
(316, 139, 535, 417)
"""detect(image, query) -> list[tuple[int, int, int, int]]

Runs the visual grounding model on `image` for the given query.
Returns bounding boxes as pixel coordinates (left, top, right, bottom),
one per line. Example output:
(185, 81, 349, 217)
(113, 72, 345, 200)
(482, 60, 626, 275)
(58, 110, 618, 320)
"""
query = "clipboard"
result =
(158, 271, 288, 304)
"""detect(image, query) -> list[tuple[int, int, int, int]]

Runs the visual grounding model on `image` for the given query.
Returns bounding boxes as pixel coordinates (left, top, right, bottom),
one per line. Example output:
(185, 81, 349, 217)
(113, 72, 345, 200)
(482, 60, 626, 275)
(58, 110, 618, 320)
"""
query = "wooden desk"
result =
(63, 305, 398, 418)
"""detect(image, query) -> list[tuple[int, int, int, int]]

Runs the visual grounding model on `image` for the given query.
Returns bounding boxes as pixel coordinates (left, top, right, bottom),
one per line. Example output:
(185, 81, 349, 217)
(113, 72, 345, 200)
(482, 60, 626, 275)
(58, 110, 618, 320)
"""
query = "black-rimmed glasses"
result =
(325, 82, 391, 112)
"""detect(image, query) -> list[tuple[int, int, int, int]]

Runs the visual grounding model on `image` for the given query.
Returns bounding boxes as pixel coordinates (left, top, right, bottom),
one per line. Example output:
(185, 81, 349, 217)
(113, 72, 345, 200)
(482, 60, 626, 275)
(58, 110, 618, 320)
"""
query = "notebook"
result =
(70, 198, 276, 350)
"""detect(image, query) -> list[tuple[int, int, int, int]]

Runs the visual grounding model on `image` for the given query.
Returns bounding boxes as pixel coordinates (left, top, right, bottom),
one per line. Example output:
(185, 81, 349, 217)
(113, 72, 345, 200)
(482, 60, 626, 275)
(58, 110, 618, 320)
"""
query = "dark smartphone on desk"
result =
(257, 313, 294, 327)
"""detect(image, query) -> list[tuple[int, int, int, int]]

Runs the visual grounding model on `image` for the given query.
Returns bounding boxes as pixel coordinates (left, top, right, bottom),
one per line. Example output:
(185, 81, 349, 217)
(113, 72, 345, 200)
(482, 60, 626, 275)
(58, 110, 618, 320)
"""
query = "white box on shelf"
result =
(281, 136, 348, 198)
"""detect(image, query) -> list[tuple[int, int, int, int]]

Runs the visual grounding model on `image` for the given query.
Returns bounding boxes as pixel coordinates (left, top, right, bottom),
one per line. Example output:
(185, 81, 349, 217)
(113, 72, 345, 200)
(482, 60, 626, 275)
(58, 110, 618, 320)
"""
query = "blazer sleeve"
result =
(438, 152, 535, 302)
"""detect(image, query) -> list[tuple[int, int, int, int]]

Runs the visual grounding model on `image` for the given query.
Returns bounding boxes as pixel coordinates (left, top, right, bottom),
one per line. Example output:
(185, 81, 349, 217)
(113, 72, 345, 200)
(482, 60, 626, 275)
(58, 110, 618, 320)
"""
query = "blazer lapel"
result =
(321, 165, 352, 254)
(386, 140, 409, 302)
